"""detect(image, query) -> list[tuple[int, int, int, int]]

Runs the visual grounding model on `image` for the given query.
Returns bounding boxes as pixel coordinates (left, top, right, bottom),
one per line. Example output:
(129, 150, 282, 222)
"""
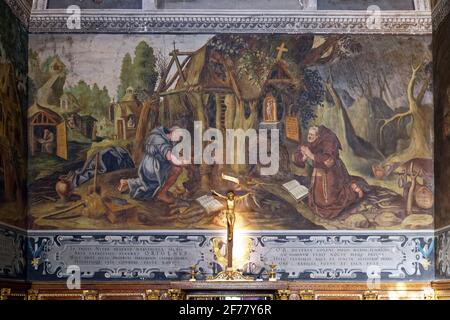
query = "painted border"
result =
(28, 9, 432, 34)
(7, 1, 448, 34)
(27, 228, 435, 282)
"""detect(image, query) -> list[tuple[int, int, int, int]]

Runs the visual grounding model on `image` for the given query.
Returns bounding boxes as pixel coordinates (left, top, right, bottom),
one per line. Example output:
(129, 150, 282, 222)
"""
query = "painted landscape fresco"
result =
(0, 0, 28, 228)
(28, 34, 434, 231)
(436, 16, 450, 229)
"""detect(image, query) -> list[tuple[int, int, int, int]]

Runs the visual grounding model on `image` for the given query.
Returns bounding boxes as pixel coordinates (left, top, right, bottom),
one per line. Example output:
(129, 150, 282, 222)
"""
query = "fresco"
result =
(28, 34, 434, 231)
(0, 0, 28, 228)
(437, 82, 450, 229)
(435, 16, 450, 230)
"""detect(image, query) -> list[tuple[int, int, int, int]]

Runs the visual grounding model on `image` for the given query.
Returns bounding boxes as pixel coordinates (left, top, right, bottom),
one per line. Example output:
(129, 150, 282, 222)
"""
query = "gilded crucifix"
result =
(211, 189, 248, 269)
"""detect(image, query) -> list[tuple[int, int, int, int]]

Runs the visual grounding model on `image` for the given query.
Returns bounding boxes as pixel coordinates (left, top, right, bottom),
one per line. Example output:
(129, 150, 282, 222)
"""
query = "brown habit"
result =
(294, 126, 358, 219)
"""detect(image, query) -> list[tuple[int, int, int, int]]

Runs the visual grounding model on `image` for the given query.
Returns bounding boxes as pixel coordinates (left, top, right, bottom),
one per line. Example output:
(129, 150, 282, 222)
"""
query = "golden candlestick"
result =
(189, 265, 198, 282)
(268, 263, 277, 282)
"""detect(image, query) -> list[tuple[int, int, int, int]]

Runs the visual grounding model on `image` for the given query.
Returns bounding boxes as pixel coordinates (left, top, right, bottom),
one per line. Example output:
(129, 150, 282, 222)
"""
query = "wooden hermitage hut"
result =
(134, 37, 304, 189)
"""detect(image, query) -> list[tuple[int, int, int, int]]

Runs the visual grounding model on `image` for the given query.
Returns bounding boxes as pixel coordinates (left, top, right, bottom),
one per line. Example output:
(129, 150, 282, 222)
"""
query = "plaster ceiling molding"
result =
(3, 0, 33, 27)
(432, 0, 450, 30)
(28, 10, 432, 34)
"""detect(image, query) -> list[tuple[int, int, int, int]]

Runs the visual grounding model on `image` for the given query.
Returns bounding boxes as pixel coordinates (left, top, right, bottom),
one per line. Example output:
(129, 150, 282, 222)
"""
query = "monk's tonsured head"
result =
(307, 126, 320, 143)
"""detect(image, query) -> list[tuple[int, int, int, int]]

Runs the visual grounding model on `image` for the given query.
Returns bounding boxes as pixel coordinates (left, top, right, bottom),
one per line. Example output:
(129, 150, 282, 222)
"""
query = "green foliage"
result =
(65, 80, 111, 119)
(207, 35, 250, 58)
(117, 53, 133, 99)
(117, 41, 158, 101)
(237, 51, 275, 88)
(208, 35, 276, 87)
(133, 41, 158, 100)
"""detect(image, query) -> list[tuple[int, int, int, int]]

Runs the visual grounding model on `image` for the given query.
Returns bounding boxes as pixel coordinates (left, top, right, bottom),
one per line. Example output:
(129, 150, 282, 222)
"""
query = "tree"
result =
(294, 69, 324, 128)
(65, 81, 111, 118)
(117, 53, 133, 100)
(132, 41, 158, 100)
(321, 74, 384, 175)
(379, 60, 433, 171)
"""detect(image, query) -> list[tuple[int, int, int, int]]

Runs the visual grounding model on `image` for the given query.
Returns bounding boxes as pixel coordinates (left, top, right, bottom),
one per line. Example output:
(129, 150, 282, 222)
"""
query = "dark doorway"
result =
(33, 126, 56, 155)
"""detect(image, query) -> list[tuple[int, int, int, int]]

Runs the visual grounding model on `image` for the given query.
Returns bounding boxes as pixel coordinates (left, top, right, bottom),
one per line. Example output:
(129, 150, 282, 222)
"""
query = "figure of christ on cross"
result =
(211, 190, 248, 269)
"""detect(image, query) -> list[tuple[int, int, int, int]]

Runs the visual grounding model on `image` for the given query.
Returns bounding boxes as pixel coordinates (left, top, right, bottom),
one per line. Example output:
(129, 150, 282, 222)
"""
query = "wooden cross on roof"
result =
(277, 42, 289, 61)
(172, 40, 177, 52)
(276, 42, 288, 61)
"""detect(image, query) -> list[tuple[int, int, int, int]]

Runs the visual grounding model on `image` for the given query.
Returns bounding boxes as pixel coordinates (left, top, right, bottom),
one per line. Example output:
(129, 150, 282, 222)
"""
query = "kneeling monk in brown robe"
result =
(294, 125, 364, 219)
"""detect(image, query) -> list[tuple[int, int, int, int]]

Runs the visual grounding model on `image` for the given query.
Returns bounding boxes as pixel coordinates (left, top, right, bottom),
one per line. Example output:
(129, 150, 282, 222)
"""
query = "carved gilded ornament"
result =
(27, 289, 39, 300)
(145, 289, 161, 300)
(0, 288, 11, 300)
(83, 290, 99, 300)
(167, 289, 184, 300)
(299, 290, 315, 300)
(276, 289, 290, 300)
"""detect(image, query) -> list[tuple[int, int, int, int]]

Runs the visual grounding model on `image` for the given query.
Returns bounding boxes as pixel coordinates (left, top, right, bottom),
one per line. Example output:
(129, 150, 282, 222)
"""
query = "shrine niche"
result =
(28, 103, 68, 160)
(263, 94, 278, 122)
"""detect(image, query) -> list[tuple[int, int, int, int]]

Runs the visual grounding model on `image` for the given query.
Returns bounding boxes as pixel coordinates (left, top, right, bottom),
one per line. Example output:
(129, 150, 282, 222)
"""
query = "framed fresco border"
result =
(27, 229, 435, 282)
(28, 9, 433, 35)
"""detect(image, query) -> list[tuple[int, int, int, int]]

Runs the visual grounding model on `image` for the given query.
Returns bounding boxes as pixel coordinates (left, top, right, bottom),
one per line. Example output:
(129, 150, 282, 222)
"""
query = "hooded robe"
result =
(128, 126, 174, 200)
(294, 125, 359, 219)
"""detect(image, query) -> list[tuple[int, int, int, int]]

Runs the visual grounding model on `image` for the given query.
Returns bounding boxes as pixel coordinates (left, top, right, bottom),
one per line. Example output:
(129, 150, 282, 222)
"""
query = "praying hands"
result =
(300, 146, 315, 161)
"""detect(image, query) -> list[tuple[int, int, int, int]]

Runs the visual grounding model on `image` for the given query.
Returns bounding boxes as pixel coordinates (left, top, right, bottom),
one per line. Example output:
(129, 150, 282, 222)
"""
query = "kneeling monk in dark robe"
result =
(118, 126, 189, 204)
(294, 125, 364, 219)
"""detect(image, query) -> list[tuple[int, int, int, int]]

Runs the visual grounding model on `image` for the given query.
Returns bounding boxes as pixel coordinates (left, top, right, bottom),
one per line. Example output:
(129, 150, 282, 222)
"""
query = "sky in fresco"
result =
(29, 34, 213, 99)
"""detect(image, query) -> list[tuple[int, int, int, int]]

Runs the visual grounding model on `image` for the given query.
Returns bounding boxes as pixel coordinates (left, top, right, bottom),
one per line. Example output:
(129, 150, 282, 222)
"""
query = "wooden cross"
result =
(276, 42, 288, 61)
